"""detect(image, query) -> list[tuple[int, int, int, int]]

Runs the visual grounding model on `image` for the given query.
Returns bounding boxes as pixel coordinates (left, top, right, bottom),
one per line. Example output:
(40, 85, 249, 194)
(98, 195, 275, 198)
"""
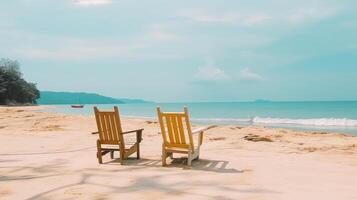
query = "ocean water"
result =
(41, 101, 357, 136)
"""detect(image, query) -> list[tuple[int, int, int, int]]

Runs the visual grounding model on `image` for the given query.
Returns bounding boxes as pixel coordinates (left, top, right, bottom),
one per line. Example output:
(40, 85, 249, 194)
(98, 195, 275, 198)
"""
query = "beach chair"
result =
(157, 107, 210, 166)
(94, 106, 143, 165)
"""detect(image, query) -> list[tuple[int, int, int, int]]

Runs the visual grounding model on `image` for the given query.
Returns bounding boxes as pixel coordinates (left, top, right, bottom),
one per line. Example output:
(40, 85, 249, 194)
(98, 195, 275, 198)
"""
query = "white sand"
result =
(1, 106, 357, 200)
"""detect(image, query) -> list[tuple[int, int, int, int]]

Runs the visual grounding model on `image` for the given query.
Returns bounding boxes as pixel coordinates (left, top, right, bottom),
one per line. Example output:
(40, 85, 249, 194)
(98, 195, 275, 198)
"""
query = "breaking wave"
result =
(192, 117, 357, 127)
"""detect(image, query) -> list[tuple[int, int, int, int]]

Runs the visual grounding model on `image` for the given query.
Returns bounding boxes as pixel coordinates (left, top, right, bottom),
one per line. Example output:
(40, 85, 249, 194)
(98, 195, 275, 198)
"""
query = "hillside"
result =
(37, 91, 148, 105)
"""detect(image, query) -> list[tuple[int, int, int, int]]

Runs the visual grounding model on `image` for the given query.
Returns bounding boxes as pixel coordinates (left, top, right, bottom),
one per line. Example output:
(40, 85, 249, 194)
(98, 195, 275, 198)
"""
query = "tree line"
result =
(0, 58, 40, 105)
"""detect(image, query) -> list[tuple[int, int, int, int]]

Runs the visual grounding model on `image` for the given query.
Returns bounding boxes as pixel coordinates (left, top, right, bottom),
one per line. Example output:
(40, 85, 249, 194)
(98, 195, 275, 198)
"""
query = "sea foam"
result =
(192, 117, 357, 127)
(252, 117, 357, 127)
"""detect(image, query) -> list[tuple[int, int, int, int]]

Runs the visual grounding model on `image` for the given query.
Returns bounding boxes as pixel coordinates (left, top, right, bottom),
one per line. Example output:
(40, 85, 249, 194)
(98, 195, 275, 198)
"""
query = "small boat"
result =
(71, 105, 84, 108)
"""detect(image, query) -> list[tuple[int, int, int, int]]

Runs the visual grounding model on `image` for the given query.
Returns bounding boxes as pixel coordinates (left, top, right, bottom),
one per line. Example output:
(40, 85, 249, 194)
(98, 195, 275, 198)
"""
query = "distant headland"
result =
(38, 91, 151, 105)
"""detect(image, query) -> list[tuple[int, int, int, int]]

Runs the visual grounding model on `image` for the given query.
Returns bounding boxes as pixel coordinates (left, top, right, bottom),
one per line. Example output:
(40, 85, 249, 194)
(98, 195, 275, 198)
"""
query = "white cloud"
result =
(177, 10, 271, 26)
(0, 25, 183, 61)
(74, 0, 112, 6)
(240, 68, 264, 81)
(146, 24, 181, 43)
(177, 10, 240, 23)
(177, 3, 338, 26)
(16, 43, 146, 60)
(194, 60, 230, 81)
(13, 39, 183, 61)
(244, 14, 272, 26)
(287, 7, 337, 24)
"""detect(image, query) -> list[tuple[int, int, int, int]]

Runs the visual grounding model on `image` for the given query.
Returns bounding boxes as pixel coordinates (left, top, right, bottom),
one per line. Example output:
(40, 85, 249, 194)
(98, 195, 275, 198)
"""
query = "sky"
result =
(1, 0, 357, 102)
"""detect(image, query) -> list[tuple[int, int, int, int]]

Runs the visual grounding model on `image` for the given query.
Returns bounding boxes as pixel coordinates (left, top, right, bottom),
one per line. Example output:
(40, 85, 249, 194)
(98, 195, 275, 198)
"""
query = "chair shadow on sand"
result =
(107, 157, 243, 174)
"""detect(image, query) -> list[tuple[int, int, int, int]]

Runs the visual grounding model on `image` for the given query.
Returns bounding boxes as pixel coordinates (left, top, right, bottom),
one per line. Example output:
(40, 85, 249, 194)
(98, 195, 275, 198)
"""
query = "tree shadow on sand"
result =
(0, 146, 95, 156)
(8, 157, 278, 200)
(23, 168, 279, 200)
(0, 159, 67, 182)
(106, 157, 244, 173)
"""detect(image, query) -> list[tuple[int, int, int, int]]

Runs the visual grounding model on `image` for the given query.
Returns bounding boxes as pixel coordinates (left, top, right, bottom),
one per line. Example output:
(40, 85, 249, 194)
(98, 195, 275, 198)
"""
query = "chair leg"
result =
(119, 145, 125, 165)
(136, 130, 142, 160)
(187, 149, 192, 166)
(97, 152, 103, 164)
(96, 140, 103, 164)
(195, 148, 200, 160)
(110, 151, 114, 159)
(162, 144, 167, 166)
(119, 151, 124, 165)
(137, 143, 140, 159)
(169, 153, 174, 159)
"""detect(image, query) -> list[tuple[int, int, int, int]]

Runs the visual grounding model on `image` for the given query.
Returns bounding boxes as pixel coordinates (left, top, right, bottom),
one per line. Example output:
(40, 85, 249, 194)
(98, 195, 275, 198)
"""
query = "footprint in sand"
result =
(0, 187, 12, 197)
(209, 137, 226, 141)
(243, 134, 273, 142)
(64, 187, 83, 196)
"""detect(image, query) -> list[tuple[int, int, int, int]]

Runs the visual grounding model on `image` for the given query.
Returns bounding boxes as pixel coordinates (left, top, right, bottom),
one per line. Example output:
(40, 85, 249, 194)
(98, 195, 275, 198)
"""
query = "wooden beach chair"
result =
(157, 107, 211, 166)
(94, 106, 143, 165)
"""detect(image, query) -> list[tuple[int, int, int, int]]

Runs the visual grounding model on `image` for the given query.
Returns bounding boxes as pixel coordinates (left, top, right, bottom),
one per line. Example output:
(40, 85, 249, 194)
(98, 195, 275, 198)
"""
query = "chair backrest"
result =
(157, 107, 194, 150)
(94, 106, 124, 145)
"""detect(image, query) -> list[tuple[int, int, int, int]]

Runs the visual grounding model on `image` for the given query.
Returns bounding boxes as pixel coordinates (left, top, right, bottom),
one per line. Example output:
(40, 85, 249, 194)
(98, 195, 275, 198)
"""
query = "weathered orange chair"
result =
(157, 107, 211, 166)
(94, 106, 143, 165)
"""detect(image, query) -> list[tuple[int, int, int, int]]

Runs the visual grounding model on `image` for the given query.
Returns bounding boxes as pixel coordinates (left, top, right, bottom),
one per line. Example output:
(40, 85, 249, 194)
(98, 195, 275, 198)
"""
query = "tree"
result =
(0, 58, 40, 105)
(0, 70, 8, 99)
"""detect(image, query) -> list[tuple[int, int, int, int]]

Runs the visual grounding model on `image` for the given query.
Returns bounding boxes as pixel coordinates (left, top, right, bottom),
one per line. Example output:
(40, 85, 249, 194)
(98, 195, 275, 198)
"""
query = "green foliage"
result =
(0, 58, 40, 105)
(38, 91, 124, 105)
(38, 91, 151, 105)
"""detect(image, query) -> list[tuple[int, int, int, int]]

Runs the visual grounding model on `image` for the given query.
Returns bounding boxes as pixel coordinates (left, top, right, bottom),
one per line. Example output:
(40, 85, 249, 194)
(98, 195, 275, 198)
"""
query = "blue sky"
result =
(1, 0, 357, 102)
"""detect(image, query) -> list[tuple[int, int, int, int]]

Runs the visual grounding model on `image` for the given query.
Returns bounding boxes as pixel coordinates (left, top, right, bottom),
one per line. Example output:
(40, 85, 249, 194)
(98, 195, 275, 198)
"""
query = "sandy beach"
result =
(1, 106, 357, 200)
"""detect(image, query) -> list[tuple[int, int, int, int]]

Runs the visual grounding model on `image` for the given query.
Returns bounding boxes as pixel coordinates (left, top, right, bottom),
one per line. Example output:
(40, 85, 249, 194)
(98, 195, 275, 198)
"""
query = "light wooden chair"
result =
(157, 107, 210, 166)
(94, 106, 143, 165)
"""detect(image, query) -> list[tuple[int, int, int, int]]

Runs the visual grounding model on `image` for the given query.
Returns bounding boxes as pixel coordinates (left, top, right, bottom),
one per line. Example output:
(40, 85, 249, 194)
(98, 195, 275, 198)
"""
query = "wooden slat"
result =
(100, 111, 115, 115)
(100, 141, 121, 145)
(171, 116, 180, 144)
(106, 114, 113, 142)
(162, 112, 185, 116)
(110, 114, 117, 141)
(184, 107, 195, 150)
(104, 114, 112, 141)
(165, 115, 175, 144)
(177, 116, 186, 145)
(110, 113, 118, 141)
(100, 113, 108, 141)
(166, 143, 190, 149)
(165, 148, 189, 154)
(97, 112, 103, 141)
(157, 108, 168, 144)
(114, 107, 123, 133)
(94, 108, 104, 141)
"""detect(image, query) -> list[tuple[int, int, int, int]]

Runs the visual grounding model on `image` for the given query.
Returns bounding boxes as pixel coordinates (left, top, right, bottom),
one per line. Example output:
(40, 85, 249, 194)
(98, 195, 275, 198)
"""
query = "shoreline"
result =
(36, 105, 357, 136)
(1, 105, 356, 151)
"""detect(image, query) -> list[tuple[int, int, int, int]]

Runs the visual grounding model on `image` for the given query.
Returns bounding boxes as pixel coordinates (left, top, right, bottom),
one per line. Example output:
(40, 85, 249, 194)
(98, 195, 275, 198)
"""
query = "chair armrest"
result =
(93, 129, 144, 135)
(122, 129, 144, 135)
(191, 125, 216, 135)
(122, 129, 143, 143)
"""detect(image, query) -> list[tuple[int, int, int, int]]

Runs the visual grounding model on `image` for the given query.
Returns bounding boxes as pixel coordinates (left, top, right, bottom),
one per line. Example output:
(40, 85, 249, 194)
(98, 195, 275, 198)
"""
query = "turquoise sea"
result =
(42, 101, 357, 136)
